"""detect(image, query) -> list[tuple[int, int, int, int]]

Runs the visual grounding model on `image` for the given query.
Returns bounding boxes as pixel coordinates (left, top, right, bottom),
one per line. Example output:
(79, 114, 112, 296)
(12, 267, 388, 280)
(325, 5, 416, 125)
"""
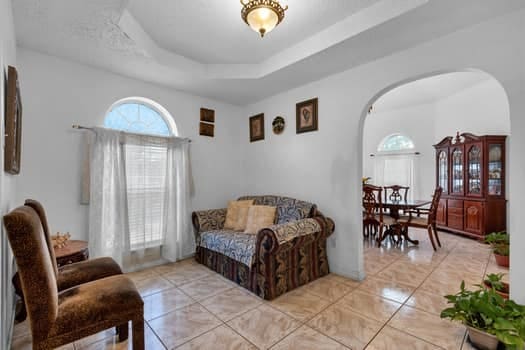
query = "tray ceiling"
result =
(13, 0, 525, 105)
(127, 0, 382, 64)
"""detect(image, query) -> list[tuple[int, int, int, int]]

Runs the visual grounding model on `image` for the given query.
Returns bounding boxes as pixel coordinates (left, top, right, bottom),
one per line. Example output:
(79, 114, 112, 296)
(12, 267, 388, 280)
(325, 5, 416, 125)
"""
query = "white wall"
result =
(0, 0, 18, 347)
(435, 79, 511, 138)
(240, 9, 525, 304)
(362, 77, 510, 202)
(16, 49, 245, 241)
(363, 103, 436, 200)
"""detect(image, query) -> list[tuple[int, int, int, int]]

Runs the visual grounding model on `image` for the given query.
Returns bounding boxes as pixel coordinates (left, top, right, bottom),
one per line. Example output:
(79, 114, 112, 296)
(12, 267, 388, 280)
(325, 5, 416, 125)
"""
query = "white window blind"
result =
(124, 142, 168, 250)
(374, 155, 416, 201)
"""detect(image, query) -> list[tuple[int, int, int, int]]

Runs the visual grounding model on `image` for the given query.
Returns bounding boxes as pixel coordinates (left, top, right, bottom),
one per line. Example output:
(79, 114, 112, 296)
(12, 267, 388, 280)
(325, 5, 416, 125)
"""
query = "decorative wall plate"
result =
(272, 116, 285, 134)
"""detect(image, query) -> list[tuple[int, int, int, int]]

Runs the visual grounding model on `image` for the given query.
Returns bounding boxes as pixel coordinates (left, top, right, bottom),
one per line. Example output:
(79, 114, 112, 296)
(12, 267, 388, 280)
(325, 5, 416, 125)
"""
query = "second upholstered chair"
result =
(12, 199, 123, 321)
(4, 206, 144, 350)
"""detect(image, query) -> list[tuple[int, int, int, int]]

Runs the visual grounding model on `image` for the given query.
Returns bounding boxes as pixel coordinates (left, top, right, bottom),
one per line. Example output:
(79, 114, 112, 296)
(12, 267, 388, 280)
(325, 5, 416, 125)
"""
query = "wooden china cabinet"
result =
(434, 132, 506, 238)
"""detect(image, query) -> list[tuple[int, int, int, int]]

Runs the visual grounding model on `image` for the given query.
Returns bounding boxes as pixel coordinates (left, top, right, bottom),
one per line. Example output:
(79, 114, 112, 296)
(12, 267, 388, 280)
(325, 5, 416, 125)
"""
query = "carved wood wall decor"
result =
(4, 66, 23, 174)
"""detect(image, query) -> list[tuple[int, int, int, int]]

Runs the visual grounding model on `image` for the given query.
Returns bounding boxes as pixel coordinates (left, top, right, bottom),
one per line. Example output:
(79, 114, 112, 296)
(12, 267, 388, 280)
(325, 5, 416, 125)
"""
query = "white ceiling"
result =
(12, 0, 525, 105)
(373, 72, 492, 113)
(128, 0, 382, 64)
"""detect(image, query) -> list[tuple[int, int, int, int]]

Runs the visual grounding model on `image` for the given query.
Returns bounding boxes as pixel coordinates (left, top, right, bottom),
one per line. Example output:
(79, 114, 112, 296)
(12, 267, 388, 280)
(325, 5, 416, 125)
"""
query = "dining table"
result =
(376, 199, 432, 246)
(382, 199, 431, 220)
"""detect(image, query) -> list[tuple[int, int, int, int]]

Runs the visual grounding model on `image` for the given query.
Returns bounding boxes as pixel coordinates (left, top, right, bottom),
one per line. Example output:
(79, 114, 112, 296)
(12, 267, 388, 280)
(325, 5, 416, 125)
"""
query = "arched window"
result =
(374, 133, 416, 200)
(378, 133, 415, 153)
(104, 97, 177, 136)
(103, 97, 177, 250)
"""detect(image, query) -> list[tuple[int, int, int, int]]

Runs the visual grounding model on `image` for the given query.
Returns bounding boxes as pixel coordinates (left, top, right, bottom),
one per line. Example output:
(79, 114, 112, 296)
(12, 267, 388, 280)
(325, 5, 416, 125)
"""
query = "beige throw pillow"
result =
(224, 200, 254, 231)
(244, 205, 276, 234)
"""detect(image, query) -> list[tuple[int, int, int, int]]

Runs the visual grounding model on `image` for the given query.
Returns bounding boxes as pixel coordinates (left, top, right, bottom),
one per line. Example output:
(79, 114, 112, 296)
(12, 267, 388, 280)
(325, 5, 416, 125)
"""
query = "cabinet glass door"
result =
(488, 144, 503, 195)
(438, 151, 448, 192)
(451, 148, 463, 194)
(467, 144, 482, 195)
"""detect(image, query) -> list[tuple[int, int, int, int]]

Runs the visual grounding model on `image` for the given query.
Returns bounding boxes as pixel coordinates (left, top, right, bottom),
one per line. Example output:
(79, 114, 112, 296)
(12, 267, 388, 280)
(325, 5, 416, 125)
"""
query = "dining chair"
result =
(383, 185, 409, 202)
(397, 187, 443, 251)
(362, 184, 395, 238)
(11, 199, 124, 322)
(4, 205, 144, 350)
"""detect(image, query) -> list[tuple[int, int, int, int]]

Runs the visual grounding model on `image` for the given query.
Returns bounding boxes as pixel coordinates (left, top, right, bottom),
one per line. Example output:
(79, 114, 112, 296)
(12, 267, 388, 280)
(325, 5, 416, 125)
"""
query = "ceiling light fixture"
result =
(240, 0, 288, 38)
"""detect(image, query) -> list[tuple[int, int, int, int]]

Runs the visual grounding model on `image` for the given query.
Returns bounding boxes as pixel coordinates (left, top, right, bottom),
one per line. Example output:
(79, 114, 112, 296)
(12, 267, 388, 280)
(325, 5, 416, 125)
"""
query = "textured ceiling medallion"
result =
(240, 0, 288, 38)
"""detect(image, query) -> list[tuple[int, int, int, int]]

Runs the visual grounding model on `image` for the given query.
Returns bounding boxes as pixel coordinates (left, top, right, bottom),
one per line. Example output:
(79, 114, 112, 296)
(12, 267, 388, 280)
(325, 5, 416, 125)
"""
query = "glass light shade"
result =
(247, 7, 279, 37)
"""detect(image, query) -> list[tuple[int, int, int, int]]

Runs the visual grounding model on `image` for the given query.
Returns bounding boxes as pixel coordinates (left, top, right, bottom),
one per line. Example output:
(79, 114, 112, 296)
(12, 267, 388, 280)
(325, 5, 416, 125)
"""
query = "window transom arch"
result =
(104, 97, 178, 136)
(377, 133, 415, 153)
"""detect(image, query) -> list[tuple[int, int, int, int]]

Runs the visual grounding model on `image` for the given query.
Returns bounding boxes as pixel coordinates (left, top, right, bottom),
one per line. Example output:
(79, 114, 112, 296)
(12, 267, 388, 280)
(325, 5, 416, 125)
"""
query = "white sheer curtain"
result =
(373, 154, 417, 200)
(89, 127, 193, 270)
(162, 141, 194, 260)
(88, 128, 128, 267)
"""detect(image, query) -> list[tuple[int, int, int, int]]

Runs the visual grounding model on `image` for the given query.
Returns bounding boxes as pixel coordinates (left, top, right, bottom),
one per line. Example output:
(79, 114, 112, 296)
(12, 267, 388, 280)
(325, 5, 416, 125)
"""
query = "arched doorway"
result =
(359, 69, 510, 290)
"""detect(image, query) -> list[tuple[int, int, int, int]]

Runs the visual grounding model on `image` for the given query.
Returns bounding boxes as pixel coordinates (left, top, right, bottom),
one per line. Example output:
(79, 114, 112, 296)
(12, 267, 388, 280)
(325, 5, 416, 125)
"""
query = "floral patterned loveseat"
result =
(192, 195, 335, 300)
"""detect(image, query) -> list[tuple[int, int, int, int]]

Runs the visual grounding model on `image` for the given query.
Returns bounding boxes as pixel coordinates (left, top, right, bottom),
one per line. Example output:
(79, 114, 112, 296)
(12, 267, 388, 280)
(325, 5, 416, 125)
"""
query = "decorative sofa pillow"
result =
(276, 201, 315, 224)
(276, 203, 308, 224)
(224, 200, 255, 231)
(244, 205, 276, 234)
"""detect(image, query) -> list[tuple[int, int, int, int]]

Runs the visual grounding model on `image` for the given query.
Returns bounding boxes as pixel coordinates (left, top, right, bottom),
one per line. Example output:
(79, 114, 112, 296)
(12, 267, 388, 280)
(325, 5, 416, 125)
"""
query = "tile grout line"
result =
(146, 286, 230, 349)
(143, 321, 169, 350)
(385, 236, 492, 350)
(263, 291, 367, 350)
(363, 235, 461, 349)
(194, 292, 263, 349)
(138, 268, 231, 349)
(275, 280, 363, 349)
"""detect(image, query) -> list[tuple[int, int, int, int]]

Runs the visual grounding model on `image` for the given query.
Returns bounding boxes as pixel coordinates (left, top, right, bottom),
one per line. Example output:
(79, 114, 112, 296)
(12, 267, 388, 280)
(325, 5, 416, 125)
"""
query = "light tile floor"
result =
(11, 228, 508, 350)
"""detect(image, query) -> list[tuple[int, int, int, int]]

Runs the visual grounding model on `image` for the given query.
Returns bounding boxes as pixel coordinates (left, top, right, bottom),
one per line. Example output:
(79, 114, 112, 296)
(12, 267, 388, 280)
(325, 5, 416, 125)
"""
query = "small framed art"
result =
(296, 97, 318, 134)
(200, 108, 215, 123)
(199, 122, 214, 137)
(249, 113, 264, 142)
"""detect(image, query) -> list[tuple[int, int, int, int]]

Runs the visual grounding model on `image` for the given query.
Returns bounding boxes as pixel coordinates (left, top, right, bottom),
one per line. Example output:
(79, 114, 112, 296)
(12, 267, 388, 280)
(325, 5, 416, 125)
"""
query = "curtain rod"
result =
(370, 151, 420, 157)
(71, 124, 192, 143)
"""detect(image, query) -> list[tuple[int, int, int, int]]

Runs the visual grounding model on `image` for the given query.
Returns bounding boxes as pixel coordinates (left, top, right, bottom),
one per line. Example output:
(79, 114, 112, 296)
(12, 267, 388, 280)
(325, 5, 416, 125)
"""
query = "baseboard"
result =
(6, 295, 16, 350)
(329, 263, 366, 281)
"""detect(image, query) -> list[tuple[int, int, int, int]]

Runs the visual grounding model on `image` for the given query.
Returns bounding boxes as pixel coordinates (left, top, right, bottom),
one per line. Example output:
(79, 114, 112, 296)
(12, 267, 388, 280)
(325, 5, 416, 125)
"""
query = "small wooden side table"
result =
(13, 240, 89, 321)
(55, 240, 89, 267)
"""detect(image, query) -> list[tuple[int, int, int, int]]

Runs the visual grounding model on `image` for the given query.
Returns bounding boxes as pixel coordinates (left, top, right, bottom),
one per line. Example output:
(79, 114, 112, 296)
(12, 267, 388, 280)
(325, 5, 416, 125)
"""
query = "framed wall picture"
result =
(200, 107, 215, 123)
(4, 66, 22, 174)
(249, 113, 264, 142)
(199, 122, 214, 137)
(296, 97, 318, 134)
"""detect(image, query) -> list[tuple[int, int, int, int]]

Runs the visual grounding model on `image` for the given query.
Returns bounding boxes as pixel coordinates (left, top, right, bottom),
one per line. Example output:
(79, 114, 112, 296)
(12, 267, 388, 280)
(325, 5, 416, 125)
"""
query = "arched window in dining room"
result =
(377, 133, 415, 152)
(374, 133, 416, 199)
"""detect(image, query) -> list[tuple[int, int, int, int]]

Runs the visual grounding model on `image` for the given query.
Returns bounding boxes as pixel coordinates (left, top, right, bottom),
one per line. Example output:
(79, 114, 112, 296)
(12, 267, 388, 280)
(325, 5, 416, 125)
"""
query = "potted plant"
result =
(441, 281, 525, 350)
(485, 231, 510, 267)
(483, 273, 509, 300)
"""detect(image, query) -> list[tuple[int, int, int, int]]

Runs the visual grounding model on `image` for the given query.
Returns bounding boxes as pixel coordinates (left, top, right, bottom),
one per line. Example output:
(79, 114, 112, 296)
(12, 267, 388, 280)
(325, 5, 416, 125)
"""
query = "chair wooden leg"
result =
(376, 224, 384, 246)
(117, 322, 129, 342)
(433, 223, 442, 247)
(427, 225, 437, 251)
(15, 299, 27, 322)
(132, 318, 145, 350)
